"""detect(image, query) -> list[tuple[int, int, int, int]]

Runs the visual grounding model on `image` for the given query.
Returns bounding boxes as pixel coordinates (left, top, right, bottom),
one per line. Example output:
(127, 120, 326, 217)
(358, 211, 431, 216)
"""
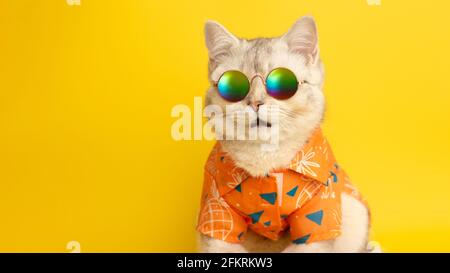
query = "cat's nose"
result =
(248, 100, 264, 112)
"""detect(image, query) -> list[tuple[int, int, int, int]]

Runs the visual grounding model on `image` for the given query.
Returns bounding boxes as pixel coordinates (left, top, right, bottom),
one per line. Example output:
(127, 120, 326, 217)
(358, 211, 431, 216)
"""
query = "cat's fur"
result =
(199, 16, 370, 253)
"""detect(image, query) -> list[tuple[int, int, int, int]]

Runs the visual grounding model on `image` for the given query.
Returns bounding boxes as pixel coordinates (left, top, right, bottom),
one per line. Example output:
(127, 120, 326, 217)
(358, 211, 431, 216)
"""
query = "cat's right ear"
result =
(204, 21, 239, 63)
(282, 16, 320, 65)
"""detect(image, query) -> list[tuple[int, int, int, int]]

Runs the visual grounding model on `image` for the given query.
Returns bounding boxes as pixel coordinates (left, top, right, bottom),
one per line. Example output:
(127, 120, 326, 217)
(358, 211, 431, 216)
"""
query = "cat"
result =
(198, 16, 370, 253)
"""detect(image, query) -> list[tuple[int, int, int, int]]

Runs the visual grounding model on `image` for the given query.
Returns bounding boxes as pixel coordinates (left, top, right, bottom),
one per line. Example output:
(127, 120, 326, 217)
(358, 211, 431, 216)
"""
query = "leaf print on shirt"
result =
(294, 148, 321, 177)
(226, 167, 247, 189)
(329, 206, 343, 232)
(198, 179, 234, 241)
(296, 182, 321, 209)
(205, 145, 220, 175)
(318, 139, 329, 160)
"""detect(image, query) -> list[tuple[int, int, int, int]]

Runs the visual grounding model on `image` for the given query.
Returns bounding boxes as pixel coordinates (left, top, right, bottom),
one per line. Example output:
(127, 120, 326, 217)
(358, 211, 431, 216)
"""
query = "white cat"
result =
(198, 16, 370, 253)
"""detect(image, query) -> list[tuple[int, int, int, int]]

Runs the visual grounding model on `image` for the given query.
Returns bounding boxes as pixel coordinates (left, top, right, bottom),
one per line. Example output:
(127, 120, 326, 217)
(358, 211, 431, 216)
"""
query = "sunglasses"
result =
(212, 67, 304, 102)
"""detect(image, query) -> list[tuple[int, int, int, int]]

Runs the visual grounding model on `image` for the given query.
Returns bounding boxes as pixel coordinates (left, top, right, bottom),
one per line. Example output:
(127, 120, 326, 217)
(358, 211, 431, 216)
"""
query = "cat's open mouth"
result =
(250, 118, 272, 128)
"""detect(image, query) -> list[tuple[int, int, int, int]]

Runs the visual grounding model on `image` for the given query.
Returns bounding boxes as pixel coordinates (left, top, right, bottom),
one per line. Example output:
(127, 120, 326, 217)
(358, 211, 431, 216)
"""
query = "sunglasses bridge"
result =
(249, 74, 266, 86)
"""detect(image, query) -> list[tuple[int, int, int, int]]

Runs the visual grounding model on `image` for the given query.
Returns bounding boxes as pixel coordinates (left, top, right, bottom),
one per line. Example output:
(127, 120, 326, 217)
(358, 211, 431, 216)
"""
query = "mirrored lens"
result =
(265, 68, 298, 100)
(217, 71, 250, 102)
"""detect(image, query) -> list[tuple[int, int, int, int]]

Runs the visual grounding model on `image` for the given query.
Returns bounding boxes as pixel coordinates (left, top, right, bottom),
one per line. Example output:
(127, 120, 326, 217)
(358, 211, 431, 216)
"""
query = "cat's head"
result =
(204, 16, 325, 147)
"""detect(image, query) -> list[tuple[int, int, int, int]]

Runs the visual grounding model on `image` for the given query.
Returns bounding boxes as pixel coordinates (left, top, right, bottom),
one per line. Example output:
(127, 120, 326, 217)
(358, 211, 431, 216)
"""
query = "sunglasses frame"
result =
(212, 67, 306, 101)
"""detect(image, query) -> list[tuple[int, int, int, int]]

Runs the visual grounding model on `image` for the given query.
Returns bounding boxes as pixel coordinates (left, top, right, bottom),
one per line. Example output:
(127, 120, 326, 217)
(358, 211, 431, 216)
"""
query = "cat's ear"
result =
(204, 21, 239, 62)
(282, 16, 319, 64)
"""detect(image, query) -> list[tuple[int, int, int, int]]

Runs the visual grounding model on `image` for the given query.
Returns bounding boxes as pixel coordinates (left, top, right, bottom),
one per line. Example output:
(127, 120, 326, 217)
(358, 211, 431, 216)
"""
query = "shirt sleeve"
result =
(196, 170, 248, 243)
(288, 183, 342, 245)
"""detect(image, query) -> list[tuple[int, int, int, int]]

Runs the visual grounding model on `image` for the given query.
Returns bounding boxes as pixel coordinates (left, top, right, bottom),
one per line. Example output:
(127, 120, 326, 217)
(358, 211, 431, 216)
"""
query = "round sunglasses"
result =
(212, 67, 304, 102)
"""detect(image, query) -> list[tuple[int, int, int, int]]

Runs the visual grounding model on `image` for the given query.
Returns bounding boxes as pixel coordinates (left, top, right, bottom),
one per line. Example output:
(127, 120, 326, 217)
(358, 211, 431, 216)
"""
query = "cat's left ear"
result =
(282, 16, 319, 65)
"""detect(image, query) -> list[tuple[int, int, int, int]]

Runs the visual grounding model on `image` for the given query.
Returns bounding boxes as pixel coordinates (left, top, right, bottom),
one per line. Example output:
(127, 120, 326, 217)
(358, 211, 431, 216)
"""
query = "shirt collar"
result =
(207, 128, 337, 197)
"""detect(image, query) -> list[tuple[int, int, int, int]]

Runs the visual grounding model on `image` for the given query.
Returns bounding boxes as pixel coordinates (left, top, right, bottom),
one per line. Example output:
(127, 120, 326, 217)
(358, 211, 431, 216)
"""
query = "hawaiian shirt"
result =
(197, 128, 368, 245)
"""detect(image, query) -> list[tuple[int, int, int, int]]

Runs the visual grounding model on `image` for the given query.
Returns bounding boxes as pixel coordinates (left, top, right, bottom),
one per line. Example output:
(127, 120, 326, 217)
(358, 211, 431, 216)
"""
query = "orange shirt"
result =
(197, 128, 368, 245)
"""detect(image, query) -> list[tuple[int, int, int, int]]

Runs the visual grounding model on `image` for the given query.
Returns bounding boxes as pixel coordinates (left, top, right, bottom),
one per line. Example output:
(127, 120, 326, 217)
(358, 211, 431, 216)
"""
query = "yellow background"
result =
(1, 0, 449, 252)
